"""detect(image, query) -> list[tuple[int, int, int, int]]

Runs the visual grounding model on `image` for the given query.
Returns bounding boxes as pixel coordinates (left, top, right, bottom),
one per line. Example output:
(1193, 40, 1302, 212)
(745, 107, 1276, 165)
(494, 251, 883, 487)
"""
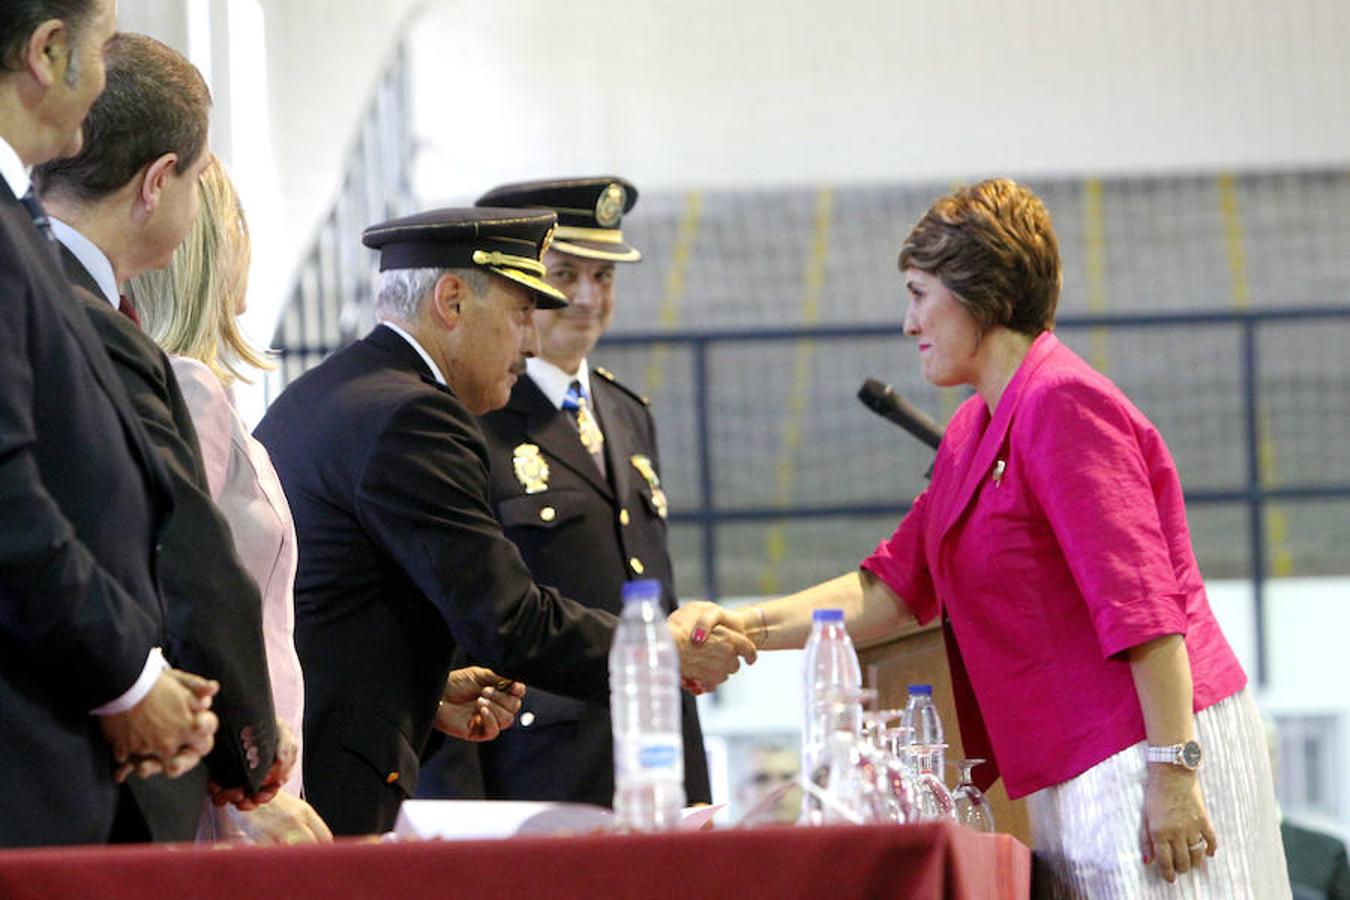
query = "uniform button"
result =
(619, 508, 630, 526)
(385, 771, 399, 784)
(629, 557, 645, 575)
(540, 506, 557, 522)
(520, 712, 535, 727)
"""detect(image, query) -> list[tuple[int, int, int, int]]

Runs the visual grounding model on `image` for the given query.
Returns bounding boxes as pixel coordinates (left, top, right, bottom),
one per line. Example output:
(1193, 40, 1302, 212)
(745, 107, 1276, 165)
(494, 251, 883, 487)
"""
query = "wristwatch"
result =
(1146, 739, 1203, 770)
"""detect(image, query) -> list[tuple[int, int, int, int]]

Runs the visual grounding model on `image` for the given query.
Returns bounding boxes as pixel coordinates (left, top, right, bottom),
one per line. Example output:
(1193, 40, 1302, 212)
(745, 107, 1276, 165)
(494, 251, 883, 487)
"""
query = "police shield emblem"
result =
(513, 443, 550, 494)
(595, 183, 626, 228)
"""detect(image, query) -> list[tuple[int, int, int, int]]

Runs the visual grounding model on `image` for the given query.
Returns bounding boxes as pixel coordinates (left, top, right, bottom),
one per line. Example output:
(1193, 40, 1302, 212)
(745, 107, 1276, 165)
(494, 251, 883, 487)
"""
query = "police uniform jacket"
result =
(254, 324, 618, 836)
(470, 367, 710, 806)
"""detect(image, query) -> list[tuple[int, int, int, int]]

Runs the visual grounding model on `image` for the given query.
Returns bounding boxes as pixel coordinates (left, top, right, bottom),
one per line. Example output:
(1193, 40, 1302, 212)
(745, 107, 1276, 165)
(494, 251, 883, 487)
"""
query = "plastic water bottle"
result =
(901, 684, 945, 773)
(799, 608, 861, 824)
(901, 684, 956, 821)
(610, 579, 685, 831)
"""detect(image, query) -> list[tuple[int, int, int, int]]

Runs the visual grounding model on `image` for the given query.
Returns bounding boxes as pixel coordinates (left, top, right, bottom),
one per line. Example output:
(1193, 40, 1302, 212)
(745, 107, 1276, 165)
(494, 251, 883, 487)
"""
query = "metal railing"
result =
(264, 41, 415, 406)
(597, 305, 1350, 685)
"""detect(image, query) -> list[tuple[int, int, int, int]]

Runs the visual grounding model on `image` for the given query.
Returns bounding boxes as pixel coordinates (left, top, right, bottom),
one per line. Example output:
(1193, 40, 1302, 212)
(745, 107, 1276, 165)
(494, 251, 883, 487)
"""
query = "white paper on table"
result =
(678, 804, 725, 831)
(393, 800, 727, 840)
(394, 800, 614, 840)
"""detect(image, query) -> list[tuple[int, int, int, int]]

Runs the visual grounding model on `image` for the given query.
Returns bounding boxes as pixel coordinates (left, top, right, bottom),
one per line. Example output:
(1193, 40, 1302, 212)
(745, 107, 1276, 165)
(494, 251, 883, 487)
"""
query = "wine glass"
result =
(865, 715, 919, 825)
(949, 758, 995, 832)
(909, 742, 957, 822)
(860, 709, 910, 824)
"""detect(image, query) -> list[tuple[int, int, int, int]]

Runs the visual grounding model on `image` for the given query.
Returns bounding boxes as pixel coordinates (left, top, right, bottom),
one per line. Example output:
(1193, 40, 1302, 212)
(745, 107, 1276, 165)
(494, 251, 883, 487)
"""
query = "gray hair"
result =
(374, 266, 493, 322)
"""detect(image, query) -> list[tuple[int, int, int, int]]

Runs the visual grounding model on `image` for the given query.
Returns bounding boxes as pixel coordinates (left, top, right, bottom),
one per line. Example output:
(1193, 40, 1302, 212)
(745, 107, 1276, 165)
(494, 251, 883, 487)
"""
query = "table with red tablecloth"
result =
(0, 821, 1030, 899)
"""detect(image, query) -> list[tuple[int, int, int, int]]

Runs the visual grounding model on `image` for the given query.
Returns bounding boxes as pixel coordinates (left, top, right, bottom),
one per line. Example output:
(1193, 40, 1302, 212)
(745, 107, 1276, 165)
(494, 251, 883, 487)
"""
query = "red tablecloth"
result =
(0, 822, 1029, 900)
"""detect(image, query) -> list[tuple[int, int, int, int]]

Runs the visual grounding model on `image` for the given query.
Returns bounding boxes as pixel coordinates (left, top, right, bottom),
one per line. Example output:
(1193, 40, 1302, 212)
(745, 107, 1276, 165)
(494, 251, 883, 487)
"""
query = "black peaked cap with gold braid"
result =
(361, 207, 568, 308)
(475, 177, 641, 263)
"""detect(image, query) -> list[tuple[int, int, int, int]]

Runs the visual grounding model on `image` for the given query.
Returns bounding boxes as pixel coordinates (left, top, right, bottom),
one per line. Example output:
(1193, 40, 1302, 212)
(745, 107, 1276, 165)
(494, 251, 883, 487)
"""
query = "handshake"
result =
(666, 602, 762, 695)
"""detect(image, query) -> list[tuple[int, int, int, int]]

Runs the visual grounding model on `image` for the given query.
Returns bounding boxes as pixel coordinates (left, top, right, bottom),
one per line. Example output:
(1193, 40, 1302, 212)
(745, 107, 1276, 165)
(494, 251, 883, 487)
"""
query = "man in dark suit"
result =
(255, 208, 754, 835)
(34, 32, 284, 841)
(0, 0, 218, 847)
(418, 177, 711, 807)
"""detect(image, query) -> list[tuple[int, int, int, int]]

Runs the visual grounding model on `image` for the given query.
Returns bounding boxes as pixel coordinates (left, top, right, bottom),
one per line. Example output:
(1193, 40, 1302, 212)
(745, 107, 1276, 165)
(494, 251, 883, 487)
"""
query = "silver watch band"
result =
(1146, 740, 1202, 769)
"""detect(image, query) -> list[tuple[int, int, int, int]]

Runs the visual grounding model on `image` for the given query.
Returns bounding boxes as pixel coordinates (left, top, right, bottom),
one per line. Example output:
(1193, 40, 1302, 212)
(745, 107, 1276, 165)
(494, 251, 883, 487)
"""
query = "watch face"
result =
(1181, 740, 1202, 768)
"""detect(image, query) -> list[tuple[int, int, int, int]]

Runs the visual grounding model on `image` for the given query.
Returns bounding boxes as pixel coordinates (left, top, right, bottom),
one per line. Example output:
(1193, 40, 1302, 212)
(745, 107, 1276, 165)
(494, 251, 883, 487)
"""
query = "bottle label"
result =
(614, 734, 683, 783)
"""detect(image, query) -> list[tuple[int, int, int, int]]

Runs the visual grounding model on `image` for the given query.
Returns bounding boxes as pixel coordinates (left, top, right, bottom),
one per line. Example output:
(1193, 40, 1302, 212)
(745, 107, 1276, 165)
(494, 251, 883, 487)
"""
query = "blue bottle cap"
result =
(621, 579, 662, 604)
(908, 684, 933, 695)
(811, 608, 845, 622)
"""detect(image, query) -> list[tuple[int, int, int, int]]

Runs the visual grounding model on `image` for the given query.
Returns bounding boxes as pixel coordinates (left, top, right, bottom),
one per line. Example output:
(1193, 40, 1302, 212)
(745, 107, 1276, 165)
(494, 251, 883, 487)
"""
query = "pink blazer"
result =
(863, 332, 1245, 798)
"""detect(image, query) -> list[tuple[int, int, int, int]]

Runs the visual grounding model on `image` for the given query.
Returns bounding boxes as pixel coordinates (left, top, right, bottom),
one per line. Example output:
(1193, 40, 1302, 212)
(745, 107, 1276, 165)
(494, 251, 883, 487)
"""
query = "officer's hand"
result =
(434, 667, 525, 741)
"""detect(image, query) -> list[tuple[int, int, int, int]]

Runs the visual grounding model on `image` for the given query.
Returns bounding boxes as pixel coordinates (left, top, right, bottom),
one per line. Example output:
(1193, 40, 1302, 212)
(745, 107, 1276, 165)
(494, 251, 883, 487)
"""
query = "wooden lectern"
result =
(859, 621, 1033, 846)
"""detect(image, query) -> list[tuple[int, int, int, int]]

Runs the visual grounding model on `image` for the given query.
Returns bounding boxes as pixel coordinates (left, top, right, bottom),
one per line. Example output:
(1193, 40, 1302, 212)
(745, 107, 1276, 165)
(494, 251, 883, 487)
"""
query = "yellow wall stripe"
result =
(642, 191, 702, 395)
(1082, 178, 1111, 371)
(1218, 174, 1251, 311)
(1219, 173, 1291, 576)
(759, 187, 834, 595)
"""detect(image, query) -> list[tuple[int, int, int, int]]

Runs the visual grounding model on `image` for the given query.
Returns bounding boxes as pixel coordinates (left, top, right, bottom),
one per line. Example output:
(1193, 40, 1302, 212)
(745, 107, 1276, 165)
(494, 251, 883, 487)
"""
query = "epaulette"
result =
(593, 366, 650, 406)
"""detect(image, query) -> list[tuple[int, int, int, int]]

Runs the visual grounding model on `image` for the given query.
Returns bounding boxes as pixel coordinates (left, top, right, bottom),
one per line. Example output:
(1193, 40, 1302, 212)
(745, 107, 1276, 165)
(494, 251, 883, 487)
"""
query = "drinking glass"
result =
(800, 687, 872, 825)
(949, 758, 996, 832)
(909, 743, 957, 822)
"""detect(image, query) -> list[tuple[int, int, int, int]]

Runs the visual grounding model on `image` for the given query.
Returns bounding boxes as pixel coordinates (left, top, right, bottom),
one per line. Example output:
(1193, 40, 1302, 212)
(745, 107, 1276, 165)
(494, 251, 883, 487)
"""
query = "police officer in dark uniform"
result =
(424, 177, 711, 806)
(260, 205, 747, 833)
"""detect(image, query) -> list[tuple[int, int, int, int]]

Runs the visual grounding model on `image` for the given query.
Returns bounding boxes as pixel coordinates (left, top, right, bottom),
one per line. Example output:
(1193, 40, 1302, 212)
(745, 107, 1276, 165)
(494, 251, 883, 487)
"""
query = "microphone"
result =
(857, 378, 943, 450)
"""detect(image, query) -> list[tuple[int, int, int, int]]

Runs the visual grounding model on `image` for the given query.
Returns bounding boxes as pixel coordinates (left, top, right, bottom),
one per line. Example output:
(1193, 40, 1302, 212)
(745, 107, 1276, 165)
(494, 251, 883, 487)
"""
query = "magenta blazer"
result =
(863, 332, 1245, 798)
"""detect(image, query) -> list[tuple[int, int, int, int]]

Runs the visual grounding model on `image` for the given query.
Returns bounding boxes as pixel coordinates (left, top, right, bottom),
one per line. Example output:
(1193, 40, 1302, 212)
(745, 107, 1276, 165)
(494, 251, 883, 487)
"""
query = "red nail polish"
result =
(691, 627, 707, 645)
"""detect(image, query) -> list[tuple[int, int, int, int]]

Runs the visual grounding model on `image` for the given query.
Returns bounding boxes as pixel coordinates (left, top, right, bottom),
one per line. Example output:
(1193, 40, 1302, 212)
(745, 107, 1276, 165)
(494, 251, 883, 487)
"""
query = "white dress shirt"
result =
(525, 356, 594, 409)
(50, 217, 119, 307)
(0, 135, 30, 199)
(379, 320, 447, 386)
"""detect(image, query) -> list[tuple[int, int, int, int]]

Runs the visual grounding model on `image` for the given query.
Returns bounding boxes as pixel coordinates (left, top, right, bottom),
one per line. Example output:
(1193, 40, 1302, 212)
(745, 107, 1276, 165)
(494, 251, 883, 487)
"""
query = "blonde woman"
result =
(126, 158, 326, 843)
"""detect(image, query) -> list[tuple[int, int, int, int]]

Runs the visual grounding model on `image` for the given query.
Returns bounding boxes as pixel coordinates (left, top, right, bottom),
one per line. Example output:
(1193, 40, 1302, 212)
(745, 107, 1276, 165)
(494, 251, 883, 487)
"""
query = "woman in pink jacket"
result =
(684, 179, 1288, 897)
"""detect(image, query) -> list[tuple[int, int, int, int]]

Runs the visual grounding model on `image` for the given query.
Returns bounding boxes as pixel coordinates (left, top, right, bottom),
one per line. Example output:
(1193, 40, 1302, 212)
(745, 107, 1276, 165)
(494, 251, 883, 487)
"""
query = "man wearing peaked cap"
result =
(254, 206, 753, 834)
(360, 207, 568, 309)
(417, 177, 712, 808)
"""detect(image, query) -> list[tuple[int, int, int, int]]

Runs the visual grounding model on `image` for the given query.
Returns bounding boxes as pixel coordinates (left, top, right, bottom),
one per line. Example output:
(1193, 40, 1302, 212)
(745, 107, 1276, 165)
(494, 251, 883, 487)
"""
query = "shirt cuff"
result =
(90, 647, 169, 716)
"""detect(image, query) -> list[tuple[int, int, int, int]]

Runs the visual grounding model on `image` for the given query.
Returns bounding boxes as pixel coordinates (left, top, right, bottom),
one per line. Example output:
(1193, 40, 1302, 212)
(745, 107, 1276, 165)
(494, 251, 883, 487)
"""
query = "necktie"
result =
(19, 189, 62, 264)
(117, 294, 141, 328)
(562, 380, 606, 477)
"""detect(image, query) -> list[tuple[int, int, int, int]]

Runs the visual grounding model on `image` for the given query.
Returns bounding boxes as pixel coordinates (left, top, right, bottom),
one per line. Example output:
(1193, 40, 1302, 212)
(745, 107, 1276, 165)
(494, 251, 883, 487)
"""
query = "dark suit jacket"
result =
(419, 369, 709, 806)
(61, 247, 278, 841)
(254, 325, 619, 835)
(0, 184, 173, 847)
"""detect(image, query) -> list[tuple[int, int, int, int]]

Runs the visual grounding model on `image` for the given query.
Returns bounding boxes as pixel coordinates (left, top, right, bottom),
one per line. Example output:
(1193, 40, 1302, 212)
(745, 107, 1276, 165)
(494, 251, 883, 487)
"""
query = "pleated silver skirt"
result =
(1027, 689, 1291, 899)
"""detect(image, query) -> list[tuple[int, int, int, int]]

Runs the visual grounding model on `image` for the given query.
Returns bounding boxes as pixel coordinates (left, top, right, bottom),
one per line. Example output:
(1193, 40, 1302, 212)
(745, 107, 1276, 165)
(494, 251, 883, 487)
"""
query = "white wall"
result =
(409, 0, 1350, 202)
(119, 0, 421, 421)
(120, 0, 1350, 345)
